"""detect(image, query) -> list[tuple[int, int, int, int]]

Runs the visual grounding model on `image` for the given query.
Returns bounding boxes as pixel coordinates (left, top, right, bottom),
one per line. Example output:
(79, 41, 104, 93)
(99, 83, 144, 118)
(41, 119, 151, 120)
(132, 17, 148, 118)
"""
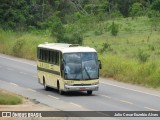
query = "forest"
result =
(1, 0, 160, 42)
(0, 0, 160, 88)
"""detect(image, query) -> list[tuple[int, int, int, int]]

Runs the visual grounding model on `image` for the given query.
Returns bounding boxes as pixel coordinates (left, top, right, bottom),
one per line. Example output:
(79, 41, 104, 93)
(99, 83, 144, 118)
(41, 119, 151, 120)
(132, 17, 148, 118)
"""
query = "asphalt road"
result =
(0, 54, 160, 118)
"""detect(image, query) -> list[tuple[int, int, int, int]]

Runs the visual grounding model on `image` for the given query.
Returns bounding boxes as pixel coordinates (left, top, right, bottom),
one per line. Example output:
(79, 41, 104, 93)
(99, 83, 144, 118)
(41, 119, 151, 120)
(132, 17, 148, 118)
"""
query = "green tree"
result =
(0, 0, 57, 30)
(151, 0, 160, 11)
(0, 0, 27, 30)
(115, 0, 138, 17)
(129, 2, 143, 18)
(48, 16, 65, 41)
(63, 32, 83, 45)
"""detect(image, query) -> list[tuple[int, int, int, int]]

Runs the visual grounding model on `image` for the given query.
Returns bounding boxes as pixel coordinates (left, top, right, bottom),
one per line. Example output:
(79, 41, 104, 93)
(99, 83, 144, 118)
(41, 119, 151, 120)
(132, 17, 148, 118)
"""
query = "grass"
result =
(0, 30, 55, 60)
(85, 16, 160, 88)
(84, 17, 160, 88)
(99, 54, 160, 88)
(85, 17, 160, 60)
(0, 90, 22, 105)
(0, 16, 160, 88)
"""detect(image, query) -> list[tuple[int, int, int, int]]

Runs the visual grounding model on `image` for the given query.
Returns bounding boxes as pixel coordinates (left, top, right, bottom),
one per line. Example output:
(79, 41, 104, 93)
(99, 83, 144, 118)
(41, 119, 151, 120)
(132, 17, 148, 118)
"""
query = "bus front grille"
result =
(73, 84, 91, 86)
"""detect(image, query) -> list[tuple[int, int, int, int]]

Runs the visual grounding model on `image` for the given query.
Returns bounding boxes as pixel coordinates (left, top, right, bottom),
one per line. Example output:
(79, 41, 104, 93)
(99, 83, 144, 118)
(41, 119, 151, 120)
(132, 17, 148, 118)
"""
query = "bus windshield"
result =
(63, 52, 99, 80)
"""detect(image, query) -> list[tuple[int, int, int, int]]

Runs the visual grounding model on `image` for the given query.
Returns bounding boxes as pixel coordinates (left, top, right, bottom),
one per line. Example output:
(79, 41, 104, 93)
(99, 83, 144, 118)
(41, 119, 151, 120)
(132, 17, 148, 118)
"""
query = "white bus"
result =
(37, 43, 101, 95)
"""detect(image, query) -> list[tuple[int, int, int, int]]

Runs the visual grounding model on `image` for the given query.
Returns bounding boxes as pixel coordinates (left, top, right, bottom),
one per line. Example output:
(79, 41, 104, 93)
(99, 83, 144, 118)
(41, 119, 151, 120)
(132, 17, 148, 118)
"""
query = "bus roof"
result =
(38, 43, 97, 53)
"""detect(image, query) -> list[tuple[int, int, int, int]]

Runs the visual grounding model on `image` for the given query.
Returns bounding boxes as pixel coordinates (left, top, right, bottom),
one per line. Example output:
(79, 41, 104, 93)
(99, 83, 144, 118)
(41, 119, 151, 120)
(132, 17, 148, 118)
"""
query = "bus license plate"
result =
(80, 88, 86, 91)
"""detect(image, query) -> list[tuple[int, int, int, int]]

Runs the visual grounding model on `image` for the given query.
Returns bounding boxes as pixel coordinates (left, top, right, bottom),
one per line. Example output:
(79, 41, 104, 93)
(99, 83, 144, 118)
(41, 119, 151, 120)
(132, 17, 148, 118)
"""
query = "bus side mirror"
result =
(98, 60, 102, 69)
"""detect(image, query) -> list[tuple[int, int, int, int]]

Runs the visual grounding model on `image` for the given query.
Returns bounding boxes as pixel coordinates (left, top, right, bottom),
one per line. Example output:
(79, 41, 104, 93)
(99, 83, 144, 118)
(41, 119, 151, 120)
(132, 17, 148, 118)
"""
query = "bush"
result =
(110, 21, 119, 36)
(137, 49, 150, 63)
(60, 32, 83, 45)
(100, 43, 112, 53)
(129, 2, 143, 18)
(148, 44, 155, 51)
(94, 23, 105, 36)
(12, 39, 25, 57)
(149, 68, 160, 87)
(99, 54, 160, 88)
(99, 54, 138, 82)
(94, 30, 103, 36)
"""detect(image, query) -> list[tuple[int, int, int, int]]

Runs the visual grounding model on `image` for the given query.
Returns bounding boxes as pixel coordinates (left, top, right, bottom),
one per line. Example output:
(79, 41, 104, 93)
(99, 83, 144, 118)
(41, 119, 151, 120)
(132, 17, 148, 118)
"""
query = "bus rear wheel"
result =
(87, 91, 92, 95)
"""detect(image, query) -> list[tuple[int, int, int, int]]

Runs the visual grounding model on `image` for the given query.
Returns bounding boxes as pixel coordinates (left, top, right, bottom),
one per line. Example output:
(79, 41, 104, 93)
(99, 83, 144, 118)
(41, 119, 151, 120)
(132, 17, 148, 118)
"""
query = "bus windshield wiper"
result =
(84, 63, 91, 80)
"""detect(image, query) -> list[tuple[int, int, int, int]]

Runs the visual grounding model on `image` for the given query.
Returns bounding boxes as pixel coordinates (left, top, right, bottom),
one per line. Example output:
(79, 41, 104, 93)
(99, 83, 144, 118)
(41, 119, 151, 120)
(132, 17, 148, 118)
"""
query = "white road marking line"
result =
(19, 72, 27, 75)
(7, 68, 13, 71)
(100, 94, 111, 99)
(48, 95, 59, 100)
(119, 100, 133, 105)
(0, 55, 36, 66)
(100, 94, 133, 105)
(10, 82, 18, 86)
(100, 82, 160, 98)
(144, 107, 158, 111)
(27, 88, 36, 92)
(70, 102, 82, 108)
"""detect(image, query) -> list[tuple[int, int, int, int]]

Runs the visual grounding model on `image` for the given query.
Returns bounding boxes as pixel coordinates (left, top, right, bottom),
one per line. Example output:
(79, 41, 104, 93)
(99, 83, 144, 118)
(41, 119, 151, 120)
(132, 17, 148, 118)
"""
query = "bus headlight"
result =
(92, 82, 99, 85)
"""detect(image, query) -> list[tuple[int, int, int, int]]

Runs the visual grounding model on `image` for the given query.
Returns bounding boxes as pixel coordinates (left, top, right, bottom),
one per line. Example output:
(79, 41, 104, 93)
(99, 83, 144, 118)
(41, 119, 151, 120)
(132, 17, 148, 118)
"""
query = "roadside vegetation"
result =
(0, 90, 22, 105)
(0, 30, 54, 60)
(0, 0, 160, 88)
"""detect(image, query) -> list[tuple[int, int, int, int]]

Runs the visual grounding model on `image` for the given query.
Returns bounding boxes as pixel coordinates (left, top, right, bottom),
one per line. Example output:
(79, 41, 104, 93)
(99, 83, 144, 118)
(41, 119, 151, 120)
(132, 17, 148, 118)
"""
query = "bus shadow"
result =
(37, 88, 97, 96)
(49, 88, 96, 96)
(63, 91, 92, 96)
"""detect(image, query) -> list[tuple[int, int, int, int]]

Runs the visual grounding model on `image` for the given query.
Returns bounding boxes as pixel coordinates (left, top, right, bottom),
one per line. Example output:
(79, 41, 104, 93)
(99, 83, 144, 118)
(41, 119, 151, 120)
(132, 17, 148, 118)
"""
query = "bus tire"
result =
(43, 78, 49, 91)
(59, 89, 64, 95)
(57, 82, 64, 95)
(87, 91, 92, 95)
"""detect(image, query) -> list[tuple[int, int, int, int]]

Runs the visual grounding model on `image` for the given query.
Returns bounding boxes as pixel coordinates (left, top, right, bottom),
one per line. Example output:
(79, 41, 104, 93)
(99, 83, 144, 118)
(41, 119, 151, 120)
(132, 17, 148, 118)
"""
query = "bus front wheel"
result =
(87, 91, 92, 95)
(57, 82, 64, 95)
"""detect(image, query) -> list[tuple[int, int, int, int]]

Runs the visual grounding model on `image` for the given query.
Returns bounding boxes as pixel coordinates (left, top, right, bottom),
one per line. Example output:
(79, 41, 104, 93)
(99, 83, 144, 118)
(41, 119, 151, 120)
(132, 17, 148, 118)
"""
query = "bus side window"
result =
(53, 51, 56, 64)
(60, 52, 62, 64)
(56, 51, 59, 65)
(46, 50, 49, 62)
(43, 49, 46, 61)
(42, 49, 47, 62)
(49, 50, 60, 65)
(52, 51, 54, 63)
(48, 50, 50, 63)
(50, 51, 52, 63)
(45, 50, 47, 62)
(55, 51, 57, 65)
(39, 49, 41, 60)
(42, 49, 44, 61)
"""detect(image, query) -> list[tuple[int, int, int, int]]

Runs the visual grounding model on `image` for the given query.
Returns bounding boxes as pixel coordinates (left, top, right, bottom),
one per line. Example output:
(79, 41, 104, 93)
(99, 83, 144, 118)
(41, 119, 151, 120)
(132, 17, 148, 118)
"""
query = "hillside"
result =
(1, 16, 160, 88)
(0, 0, 160, 88)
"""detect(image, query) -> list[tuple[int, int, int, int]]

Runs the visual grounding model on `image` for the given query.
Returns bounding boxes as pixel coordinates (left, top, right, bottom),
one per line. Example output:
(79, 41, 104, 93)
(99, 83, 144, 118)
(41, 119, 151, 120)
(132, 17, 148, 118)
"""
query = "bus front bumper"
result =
(64, 84, 99, 91)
